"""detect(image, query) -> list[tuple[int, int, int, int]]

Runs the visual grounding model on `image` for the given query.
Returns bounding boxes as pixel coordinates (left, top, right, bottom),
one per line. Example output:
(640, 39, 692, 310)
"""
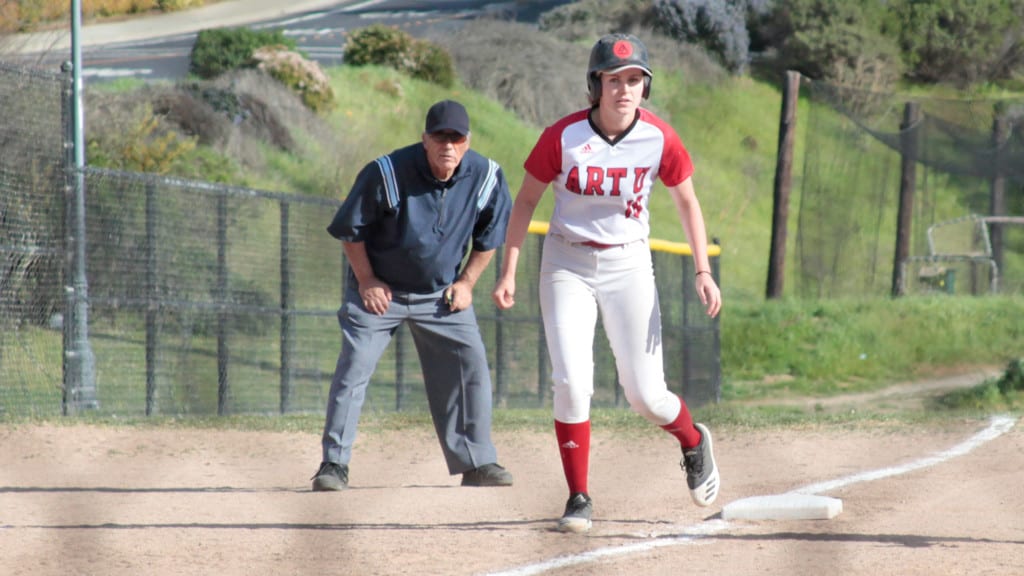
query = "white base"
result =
(721, 494, 843, 521)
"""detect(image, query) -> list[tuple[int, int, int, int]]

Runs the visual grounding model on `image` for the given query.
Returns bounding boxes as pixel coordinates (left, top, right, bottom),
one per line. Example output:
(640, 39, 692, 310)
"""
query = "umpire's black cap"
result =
(425, 100, 470, 136)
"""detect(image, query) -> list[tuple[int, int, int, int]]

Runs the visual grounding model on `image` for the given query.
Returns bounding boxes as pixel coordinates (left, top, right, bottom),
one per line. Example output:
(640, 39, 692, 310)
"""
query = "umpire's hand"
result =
(360, 279, 392, 315)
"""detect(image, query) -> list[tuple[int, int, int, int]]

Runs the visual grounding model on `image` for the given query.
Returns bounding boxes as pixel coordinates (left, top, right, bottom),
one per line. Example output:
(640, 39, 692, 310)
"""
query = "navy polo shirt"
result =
(327, 143, 512, 294)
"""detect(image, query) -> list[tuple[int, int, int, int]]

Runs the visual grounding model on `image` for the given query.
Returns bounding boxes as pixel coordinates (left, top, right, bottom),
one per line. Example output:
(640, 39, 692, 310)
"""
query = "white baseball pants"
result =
(539, 233, 682, 425)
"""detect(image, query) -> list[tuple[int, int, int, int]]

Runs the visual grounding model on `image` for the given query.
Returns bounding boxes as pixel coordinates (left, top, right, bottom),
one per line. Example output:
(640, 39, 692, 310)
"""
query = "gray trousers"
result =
(321, 285, 498, 474)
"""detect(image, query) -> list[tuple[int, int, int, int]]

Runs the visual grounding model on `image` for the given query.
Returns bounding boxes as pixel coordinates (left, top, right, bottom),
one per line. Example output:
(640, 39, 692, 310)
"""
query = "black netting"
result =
(806, 81, 1024, 181)
(797, 78, 1024, 298)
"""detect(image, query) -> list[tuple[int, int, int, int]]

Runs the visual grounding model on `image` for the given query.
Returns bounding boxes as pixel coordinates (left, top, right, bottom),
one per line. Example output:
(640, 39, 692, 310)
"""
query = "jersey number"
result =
(625, 196, 644, 219)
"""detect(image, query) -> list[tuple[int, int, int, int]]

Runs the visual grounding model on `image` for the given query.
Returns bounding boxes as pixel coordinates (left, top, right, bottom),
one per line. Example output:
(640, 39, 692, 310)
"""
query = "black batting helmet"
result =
(587, 33, 653, 104)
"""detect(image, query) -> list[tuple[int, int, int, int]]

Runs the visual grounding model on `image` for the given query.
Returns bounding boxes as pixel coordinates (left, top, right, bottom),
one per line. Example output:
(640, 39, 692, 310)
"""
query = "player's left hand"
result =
(696, 274, 721, 318)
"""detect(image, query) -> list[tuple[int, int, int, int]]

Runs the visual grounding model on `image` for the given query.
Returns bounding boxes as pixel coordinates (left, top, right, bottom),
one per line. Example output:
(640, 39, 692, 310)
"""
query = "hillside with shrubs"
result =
(74, 2, 1022, 211)
(78, 0, 1024, 182)
(72, 0, 1024, 297)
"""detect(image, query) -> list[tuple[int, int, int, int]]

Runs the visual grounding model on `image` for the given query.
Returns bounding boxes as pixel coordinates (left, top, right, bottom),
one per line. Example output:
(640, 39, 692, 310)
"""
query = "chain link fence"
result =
(0, 61, 721, 418)
(1, 62, 69, 418)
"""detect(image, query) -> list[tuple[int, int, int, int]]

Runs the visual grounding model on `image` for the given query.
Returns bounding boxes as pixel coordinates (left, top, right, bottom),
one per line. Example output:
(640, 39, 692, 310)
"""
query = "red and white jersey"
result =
(524, 107, 694, 245)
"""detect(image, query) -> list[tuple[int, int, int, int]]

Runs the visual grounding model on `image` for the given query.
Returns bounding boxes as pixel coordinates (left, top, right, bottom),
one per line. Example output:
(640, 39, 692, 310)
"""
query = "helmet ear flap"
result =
(643, 75, 651, 99)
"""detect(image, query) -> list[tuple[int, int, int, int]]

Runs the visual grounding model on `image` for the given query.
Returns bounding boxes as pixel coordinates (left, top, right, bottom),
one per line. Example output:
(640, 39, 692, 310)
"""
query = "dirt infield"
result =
(1, 411, 1021, 576)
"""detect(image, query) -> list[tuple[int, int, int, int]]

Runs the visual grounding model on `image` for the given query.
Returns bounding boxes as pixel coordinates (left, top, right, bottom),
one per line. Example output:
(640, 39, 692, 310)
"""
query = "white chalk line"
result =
(481, 520, 731, 576)
(790, 414, 1016, 496)
(481, 414, 1017, 576)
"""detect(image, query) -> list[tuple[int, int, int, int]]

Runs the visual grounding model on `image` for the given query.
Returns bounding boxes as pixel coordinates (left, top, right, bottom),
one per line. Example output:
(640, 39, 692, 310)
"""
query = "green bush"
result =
(997, 358, 1024, 395)
(86, 103, 197, 174)
(408, 41, 455, 87)
(538, 0, 656, 41)
(158, 0, 204, 10)
(768, 0, 903, 85)
(6, 0, 67, 32)
(754, 0, 1024, 88)
(887, 0, 1024, 85)
(252, 46, 337, 114)
(344, 24, 455, 87)
(189, 27, 297, 79)
(343, 24, 414, 68)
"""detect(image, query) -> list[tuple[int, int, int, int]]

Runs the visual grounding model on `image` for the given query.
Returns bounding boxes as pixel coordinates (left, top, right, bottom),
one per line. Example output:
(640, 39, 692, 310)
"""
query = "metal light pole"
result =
(65, 0, 98, 412)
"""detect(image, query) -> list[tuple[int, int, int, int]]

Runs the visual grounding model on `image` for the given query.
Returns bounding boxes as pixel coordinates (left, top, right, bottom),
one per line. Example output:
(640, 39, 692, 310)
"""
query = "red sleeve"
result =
(523, 124, 563, 184)
(641, 109, 694, 187)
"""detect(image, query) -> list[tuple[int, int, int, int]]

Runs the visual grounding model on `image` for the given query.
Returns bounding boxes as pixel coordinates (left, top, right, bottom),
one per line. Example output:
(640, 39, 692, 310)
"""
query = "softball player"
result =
(492, 33, 722, 533)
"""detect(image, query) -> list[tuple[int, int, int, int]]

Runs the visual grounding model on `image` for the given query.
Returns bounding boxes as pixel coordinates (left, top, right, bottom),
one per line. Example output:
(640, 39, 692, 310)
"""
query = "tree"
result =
(889, 0, 1024, 85)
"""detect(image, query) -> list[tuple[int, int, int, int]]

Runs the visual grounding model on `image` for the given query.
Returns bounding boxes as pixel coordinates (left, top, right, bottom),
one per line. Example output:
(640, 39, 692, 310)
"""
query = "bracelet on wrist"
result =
(695, 270, 712, 277)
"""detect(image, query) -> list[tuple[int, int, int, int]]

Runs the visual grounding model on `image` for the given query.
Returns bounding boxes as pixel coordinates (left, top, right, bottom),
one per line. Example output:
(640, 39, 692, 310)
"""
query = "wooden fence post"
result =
(891, 102, 920, 297)
(766, 70, 801, 299)
(990, 111, 1008, 274)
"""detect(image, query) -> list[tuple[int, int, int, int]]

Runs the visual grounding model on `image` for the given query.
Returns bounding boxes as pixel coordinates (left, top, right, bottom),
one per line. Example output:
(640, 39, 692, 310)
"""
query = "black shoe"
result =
(681, 423, 720, 506)
(461, 463, 514, 487)
(311, 461, 348, 491)
(557, 492, 593, 533)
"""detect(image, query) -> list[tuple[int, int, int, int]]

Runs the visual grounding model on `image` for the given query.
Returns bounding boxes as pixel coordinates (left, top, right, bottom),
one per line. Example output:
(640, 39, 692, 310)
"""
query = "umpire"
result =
(312, 100, 514, 490)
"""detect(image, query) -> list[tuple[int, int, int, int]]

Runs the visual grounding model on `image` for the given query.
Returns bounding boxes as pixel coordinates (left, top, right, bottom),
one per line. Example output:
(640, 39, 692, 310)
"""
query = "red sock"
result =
(660, 395, 702, 449)
(554, 420, 590, 495)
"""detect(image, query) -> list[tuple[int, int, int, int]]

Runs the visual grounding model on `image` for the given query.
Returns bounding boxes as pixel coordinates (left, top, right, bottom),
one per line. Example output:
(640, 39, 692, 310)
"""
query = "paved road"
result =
(3, 0, 570, 81)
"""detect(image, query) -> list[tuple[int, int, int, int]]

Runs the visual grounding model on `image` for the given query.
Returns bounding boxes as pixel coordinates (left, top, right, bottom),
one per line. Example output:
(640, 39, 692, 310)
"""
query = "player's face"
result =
(600, 68, 646, 113)
(422, 130, 470, 181)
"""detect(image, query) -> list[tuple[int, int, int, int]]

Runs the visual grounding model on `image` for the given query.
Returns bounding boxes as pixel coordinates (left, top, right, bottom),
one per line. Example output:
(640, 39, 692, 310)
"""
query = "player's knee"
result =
(623, 387, 676, 423)
(552, 376, 594, 421)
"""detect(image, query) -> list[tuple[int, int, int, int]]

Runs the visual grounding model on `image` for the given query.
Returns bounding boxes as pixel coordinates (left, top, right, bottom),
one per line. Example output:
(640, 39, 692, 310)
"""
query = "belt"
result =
(549, 232, 633, 250)
(578, 240, 622, 250)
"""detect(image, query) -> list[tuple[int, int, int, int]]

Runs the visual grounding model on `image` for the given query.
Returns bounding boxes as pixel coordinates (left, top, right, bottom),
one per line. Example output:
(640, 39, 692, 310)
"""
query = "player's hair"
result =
(587, 33, 653, 106)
